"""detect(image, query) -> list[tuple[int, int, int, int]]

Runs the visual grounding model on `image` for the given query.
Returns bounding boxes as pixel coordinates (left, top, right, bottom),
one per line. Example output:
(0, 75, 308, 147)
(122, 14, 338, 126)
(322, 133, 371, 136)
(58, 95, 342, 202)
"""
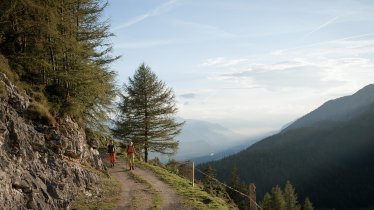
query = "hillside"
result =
(284, 84, 374, 131)
(0, 71, 105, 209)
(201, 85, 374, 210)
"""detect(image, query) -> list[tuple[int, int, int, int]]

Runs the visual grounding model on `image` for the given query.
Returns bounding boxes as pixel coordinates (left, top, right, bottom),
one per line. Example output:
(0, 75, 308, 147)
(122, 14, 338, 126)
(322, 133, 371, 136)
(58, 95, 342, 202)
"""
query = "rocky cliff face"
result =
(0, 73, 104, 209)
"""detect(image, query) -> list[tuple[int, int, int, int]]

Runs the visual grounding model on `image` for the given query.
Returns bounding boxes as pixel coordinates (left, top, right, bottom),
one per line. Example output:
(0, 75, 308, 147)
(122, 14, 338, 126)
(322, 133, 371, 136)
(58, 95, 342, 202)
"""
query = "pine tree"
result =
(284, 181, 301, 210)
(201, 165, 231, 200)
(261, 193, 273, 210)
(303, 197, 314, 210)
(113, 64, 184, 162)
(271, 185, 286, 210)
(228, 166, 247, 210)
(202, 165, 217, 194)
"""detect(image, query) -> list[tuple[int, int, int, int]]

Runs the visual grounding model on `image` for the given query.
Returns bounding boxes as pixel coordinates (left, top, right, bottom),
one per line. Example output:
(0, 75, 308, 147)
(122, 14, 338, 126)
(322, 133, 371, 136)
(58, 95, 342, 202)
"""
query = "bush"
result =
(25, 101, 55, 125)
(0, 54, 18, 82)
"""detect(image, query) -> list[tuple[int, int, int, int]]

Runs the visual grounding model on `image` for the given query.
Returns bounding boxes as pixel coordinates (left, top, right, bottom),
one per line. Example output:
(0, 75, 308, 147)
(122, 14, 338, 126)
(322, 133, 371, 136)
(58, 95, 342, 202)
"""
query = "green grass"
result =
(71, 166, 120, 210)
(137, 160, 238, 210)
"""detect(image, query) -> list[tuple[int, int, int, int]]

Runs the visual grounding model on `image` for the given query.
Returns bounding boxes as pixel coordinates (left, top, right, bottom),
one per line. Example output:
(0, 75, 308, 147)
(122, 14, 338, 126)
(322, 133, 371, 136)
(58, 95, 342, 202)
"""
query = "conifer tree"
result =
(202, 165, 218, 194)
(303, 197, 314, 210)
(0, 0, 117, 130)
(261, 193, 273, 210)
(228, 166, 247, 210)
(113, 64, 184, 162)
(271, 185, 286, 210)
(284, 181, 301, 210)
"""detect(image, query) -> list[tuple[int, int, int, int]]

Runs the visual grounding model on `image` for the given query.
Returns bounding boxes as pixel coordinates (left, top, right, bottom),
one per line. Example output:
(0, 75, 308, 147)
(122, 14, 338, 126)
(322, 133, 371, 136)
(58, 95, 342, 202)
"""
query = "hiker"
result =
(127, 141, 135, 170)
(107, 140, 116, 167)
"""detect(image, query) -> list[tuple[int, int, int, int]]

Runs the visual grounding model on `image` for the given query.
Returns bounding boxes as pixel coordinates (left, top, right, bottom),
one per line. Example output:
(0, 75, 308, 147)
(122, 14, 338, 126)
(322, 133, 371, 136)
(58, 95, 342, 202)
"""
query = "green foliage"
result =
(284, 181, 301, 210)
(303, 198, 314, 210)
(199, 165, 235, 209)
(227, 166, 247, 210)
(260, 193, 272, 210)
(113, 64, 184, 162)
(0, 54, 18, 83)
(271, 185, 286, 210)
(260, 182, 308, 210)
(165, 159, 180, 174)
(0, 0, 118, 130)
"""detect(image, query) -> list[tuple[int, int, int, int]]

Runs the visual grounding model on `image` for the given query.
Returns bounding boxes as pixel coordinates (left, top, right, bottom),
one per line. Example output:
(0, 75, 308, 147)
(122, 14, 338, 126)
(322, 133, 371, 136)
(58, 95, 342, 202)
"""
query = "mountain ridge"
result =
(284, 84, 374, 131)
(201, 84, 374, 210)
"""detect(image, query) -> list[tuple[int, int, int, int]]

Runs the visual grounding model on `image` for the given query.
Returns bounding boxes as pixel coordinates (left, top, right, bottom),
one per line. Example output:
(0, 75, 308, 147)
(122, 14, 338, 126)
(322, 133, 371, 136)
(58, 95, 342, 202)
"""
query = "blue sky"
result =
(105, 0, 374, 136)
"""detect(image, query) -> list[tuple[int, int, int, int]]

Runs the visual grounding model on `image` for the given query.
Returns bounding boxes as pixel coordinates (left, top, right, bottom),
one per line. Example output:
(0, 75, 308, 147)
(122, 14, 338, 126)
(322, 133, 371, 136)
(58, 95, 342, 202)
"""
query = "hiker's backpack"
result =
(127, 145, 134, 153)
(108, 144, 115, 153)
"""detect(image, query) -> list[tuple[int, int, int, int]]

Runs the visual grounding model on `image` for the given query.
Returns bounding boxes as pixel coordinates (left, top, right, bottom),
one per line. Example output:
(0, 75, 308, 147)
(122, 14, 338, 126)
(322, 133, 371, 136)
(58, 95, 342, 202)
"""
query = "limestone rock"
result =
(0, 73, 105, 209)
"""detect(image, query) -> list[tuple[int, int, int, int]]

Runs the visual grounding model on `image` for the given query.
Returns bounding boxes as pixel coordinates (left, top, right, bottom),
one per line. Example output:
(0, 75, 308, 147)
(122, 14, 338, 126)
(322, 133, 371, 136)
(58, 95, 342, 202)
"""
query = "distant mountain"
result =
(192, 131, 276, 165)
(284, 84, 374, 131)
(201, 85, 374, 210)
(175, 119, 251, 160)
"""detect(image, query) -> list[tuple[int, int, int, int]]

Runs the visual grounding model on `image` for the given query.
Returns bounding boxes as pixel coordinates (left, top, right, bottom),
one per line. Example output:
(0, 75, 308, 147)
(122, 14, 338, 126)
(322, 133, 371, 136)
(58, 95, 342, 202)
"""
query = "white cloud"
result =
(200, 57, 249, 68)
(115, 39, 178, 49)
(113, 0, 180, 30)
(173, 20, 239, 39)
(302, 16, 339, 39)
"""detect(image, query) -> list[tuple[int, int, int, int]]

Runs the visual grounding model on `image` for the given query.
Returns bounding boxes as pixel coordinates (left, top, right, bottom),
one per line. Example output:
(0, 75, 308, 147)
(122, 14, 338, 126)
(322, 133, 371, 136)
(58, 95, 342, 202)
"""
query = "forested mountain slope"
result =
(202, 85, 374, 210)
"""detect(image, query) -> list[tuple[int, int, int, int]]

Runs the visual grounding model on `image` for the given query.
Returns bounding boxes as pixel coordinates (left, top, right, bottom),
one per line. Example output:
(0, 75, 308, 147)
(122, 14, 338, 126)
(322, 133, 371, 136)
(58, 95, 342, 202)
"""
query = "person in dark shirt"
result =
(107, 140, 116, 167)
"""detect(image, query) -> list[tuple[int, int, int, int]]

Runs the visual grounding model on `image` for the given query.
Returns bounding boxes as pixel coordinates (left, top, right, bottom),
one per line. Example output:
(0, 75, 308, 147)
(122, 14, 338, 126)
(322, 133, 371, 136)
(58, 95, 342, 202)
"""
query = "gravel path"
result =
(131, 167, 183, 210)
(105, 157, 183, 210)
(108, 164, 153, 210)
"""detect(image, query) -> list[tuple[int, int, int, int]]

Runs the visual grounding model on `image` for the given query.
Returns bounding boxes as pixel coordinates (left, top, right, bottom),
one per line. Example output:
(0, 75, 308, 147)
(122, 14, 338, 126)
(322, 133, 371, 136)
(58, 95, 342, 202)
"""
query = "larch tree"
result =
(271, 185, 286, 210)
(261, 193, 273, 210)
(284, 181, 301, 210)
(0, 0, 117, 130)
(303, 198, 314, 210)
(113, 63, 184, 162)
(228, 166, 247, 210)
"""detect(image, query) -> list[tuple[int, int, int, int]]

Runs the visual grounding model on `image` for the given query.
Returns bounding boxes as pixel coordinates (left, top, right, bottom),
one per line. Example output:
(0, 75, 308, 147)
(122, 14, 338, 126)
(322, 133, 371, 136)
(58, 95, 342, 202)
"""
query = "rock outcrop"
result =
(0, 73, 104, 209)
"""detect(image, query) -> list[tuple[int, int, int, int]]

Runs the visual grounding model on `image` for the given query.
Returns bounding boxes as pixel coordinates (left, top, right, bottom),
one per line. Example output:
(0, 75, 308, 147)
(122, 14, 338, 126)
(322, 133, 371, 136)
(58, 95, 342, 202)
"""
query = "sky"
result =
(104, 0, 374, 136)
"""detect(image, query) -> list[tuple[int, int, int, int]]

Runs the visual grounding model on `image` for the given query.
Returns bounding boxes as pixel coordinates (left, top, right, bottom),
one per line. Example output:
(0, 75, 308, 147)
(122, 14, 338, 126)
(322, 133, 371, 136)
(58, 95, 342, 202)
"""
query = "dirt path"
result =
(108, 163, 153, 210)
(131, 166, 183, 210)
(105, 157, 183, 210)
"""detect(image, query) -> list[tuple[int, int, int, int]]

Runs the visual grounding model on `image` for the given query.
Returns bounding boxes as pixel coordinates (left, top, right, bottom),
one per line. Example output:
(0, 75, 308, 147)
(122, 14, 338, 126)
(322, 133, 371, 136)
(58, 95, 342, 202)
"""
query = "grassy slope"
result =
(137, 160, 238, 210)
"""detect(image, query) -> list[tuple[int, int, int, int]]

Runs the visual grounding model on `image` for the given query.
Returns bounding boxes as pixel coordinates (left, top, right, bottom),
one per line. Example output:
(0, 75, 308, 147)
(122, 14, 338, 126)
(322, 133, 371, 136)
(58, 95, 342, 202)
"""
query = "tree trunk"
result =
(145, 143, 148, 162)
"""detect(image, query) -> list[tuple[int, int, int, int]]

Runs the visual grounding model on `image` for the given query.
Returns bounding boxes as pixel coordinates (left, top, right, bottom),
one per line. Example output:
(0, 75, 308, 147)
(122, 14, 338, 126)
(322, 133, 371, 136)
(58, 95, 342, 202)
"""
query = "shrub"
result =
(25, 101, 56, 125)
(0, 54, 18, 82)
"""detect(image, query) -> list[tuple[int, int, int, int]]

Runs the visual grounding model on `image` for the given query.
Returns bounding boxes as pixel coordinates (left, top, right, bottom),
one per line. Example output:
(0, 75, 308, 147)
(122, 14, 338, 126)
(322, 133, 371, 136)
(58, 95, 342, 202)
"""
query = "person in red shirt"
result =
(127, 141, 136, 170)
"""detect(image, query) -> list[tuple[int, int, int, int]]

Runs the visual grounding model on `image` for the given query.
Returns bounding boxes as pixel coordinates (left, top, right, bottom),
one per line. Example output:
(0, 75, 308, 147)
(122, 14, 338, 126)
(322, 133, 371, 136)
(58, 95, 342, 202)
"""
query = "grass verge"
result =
(137, 160, 237, 210)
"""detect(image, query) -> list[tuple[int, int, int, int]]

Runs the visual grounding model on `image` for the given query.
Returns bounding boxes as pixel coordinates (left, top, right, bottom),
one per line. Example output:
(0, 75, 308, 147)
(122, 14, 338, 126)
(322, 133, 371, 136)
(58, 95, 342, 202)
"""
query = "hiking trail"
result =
(106, 157, 184, 210)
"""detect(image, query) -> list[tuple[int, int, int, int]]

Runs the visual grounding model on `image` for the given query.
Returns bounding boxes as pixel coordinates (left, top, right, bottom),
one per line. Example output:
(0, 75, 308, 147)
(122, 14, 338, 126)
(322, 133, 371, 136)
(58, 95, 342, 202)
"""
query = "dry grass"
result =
(25, 101, 56, 125)
(0, 54, 18, 82)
